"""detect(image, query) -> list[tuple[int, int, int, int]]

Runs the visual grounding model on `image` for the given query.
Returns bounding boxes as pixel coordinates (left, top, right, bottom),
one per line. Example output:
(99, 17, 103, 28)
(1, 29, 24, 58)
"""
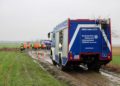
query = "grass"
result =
(110, 55, 120, 65)
(0, 43, 20, 48)
(0, 51, 67, 86)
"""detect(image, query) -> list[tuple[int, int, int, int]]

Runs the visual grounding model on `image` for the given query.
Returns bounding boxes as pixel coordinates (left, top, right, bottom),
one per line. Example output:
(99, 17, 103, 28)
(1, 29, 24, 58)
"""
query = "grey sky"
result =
(0, 0, 120, 45)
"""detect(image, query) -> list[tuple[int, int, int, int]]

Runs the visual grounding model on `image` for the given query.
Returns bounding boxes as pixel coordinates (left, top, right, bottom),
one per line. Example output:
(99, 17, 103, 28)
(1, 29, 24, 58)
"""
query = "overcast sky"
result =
(0, 0, 120, 45)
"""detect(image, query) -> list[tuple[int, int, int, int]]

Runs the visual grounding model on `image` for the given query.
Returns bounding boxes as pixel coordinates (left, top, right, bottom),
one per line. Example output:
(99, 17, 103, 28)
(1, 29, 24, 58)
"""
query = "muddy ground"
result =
(0, 48, 19, 51)
(28, 50, 120, 86)
(102, 64, 120, 73)
(103, 47, 120, 73)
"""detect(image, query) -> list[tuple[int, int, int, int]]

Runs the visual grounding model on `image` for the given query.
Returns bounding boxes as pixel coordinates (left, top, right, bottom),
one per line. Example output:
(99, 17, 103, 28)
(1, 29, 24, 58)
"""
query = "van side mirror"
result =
(48, 32, 50, 38)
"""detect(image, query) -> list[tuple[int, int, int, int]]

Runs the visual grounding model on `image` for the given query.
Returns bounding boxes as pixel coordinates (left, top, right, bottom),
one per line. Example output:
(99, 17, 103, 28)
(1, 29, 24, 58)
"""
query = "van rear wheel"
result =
(59, 65, 67, 71)
(50, 55, 57, 66)
(50, 50, 57, 66)
(52, 60, 57, 66)
(87, 63, 101, 72)
(58, 57, 65, 71)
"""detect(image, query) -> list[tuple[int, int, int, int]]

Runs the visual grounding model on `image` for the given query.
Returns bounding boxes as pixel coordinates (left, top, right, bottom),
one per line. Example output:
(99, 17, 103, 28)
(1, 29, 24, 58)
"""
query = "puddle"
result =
(101, 71, 120, 85)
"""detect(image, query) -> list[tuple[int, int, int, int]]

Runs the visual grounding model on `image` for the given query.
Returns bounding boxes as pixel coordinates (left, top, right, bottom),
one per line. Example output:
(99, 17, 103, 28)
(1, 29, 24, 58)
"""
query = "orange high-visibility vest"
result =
(23, 43, 27, 49)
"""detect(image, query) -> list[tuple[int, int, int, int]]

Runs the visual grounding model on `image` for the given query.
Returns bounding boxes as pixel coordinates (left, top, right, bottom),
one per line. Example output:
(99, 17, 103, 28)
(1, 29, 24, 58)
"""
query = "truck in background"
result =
(32, 42, 41, 49)
(40, 40, 52, 50)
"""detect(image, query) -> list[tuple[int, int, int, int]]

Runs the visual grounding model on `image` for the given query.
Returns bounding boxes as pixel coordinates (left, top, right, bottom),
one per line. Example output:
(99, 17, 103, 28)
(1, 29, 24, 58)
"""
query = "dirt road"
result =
(28, 50, 120, 86)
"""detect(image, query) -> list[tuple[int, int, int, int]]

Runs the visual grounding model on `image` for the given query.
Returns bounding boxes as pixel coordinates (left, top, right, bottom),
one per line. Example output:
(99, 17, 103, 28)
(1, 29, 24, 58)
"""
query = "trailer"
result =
(48, 18, 112, 71)
(40, 40, 52, 49)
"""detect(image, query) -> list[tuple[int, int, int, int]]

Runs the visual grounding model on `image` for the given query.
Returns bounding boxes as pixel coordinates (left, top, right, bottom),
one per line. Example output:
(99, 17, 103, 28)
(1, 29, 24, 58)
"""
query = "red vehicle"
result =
(33, 42, 41, 49)
(20, 42, 31, 51)
(41, 43, 46, 49)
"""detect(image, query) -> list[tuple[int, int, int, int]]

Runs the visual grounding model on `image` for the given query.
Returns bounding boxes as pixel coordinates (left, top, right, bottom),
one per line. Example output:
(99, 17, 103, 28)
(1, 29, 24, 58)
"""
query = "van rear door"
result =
(80, 27, 101, 53)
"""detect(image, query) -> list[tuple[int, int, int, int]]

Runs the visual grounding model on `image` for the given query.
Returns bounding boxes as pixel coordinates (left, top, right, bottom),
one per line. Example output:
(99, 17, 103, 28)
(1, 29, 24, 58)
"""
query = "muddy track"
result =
(0, 48, 19, 51)
(28, 50, 120, 86)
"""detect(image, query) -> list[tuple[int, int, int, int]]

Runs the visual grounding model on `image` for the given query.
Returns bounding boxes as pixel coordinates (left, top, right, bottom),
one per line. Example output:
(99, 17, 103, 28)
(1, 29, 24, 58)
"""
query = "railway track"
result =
(28, 50, 120, 86)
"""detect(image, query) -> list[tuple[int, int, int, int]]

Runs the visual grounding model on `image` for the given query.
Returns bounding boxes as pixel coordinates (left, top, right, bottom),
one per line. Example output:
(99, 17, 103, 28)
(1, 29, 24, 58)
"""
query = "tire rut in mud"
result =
(28, 50, 120, 86)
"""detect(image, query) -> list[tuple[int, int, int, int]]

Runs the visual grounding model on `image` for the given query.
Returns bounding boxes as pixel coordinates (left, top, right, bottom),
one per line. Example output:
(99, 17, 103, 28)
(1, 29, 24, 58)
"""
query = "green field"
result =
(0, 43, 20, 48)
(0, 51, 67, 86)
(111, 55, 120, 65)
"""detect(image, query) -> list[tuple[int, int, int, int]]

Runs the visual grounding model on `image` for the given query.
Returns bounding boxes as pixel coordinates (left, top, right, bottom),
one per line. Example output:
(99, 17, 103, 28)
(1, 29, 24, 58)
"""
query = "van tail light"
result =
(69, 52, 73, 60)
(107, 53, 111, 60)
(108, 55, 111, 60)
